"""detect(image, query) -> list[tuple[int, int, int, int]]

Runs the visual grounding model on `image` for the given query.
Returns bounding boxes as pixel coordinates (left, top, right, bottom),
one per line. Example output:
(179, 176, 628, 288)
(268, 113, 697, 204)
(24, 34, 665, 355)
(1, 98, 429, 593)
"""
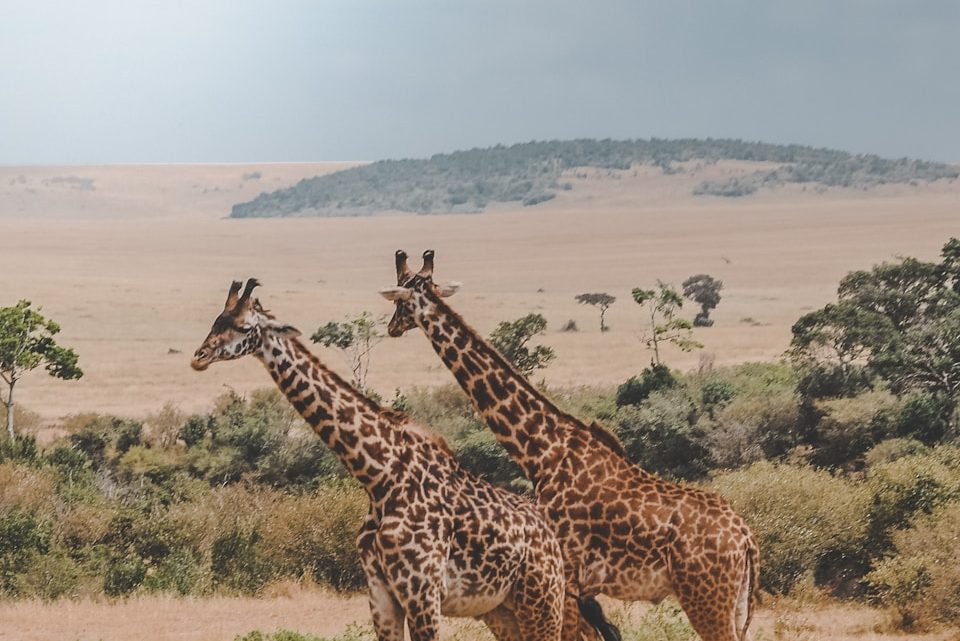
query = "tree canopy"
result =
(0, 300, 82, 438)
(574, 292, 616, 332)
(791, 238, 960, 431)
(488, 313, 555, 377)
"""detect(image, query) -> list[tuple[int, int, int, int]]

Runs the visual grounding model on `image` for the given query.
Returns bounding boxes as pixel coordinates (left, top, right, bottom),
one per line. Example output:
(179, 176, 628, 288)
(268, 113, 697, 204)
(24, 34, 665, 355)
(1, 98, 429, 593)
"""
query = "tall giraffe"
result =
(381, 252, 760, 641)
(191, 279, 567, 641)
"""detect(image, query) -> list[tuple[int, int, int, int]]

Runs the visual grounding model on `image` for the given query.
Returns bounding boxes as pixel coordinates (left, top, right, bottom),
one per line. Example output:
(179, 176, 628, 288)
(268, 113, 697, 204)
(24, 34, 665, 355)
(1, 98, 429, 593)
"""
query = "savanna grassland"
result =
(2, 154, 960, 641)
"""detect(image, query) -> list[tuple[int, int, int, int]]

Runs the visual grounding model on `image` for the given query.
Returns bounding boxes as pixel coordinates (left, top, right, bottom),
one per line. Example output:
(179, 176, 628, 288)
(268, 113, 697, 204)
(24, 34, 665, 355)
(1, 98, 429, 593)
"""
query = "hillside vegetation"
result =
(230, 139, 959, 217)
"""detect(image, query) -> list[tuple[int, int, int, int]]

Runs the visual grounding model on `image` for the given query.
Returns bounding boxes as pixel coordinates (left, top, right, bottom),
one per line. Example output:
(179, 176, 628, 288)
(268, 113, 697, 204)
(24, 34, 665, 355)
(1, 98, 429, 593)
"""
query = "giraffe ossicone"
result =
(383, 251, 760, 641)
(192, 278, 568, 641)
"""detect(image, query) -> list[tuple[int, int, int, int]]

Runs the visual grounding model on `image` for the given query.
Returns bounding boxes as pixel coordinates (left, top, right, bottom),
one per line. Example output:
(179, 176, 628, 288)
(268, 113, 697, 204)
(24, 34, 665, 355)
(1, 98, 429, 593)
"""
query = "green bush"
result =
(615, 389, 710, 480)
(894, 393, 955, 444)
(259, 481, 367, 591)
(864, 446, 960, 551)
(868, 502, 960, 626)
(713, 461, 869, 594)
(809, 389, 900, 468)
(0, 508, 52, 594)
(104, 555, 147, 596)
(615, 364, 676, 407)
(211, 526, 273, 594)
(455, 429, 524, 488)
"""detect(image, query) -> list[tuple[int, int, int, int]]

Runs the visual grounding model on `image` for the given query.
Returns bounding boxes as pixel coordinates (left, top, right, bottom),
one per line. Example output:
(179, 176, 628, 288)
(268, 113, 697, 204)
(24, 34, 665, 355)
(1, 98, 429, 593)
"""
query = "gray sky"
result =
(2, 0, 958, 164)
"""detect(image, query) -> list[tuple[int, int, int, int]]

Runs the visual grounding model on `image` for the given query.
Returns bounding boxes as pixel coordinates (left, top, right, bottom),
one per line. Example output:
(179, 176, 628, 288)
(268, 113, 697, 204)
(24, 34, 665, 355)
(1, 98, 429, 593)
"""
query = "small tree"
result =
(682, 274, 723, 327)
(489, 313, 555, 377)
(0, 300, 82, 439)
(632, 282, 702, 365)
(574, 293, 616, 332)
(311, 312, 386, 391)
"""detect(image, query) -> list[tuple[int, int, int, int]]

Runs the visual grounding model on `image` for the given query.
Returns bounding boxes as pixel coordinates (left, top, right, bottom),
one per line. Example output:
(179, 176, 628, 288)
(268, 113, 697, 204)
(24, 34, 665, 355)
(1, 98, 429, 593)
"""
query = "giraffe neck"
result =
(256, 332, 394, 495)
(413, 291, 580, 483)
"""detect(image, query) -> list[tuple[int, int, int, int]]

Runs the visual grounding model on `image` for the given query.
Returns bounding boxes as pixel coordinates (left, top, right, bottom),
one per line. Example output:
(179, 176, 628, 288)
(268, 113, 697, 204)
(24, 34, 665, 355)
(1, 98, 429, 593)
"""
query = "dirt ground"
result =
(1, 162, 958, 427)
(0, 588, 954, 641)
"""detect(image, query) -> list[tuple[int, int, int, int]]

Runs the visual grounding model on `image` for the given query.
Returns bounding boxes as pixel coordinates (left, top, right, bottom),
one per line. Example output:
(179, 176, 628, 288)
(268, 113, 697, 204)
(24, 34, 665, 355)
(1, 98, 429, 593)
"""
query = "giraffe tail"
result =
(578, 596, 622, 641)
(736, 542, 760, 641)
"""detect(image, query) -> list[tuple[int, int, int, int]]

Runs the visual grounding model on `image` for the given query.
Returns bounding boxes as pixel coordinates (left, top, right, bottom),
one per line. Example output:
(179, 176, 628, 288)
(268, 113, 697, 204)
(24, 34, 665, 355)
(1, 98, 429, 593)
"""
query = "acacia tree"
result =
(311, 311, 386, 391)
(574, 292, 616, 332)
(790, 237, 960, 430)
(682, 274, 723, 327)
(489, 313, 555, 376)
(0, 300, 82, 438)
(632, 282, 702, 365)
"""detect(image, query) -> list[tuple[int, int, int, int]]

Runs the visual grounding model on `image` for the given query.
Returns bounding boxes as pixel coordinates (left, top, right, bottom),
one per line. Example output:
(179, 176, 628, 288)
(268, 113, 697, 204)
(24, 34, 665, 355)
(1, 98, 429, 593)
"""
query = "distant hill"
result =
(229, 139, 959, 218)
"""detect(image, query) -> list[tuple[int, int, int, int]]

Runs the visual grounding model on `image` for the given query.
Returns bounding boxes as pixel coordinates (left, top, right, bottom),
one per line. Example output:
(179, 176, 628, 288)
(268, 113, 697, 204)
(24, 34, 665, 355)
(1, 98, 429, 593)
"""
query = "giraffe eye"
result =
(234, 324, 254, 333)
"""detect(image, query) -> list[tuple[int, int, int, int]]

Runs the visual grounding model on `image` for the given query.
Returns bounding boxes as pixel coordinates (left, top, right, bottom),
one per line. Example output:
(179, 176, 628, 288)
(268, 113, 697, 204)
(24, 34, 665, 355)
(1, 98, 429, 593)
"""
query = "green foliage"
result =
(311, 312, 385, 391)
(632, 282, 702, 365)
(713, 462, 869, 594)
(681, 274, 723, 327)
(0, 300, 82, 437)
(615, 364, 677, 407)
(863, 447, 960, 552)
(455, 429, 525, 488)
(868, 502, 960, 626)
(614, 389, 711, 480)
(230, 139, 960, 217)
(488, 313, 555, 377)
(211, 526, 272, 594)
(0, 508, 51, 595)
(792, 240, 960, 418)
(574, 292, 616, 332)
(808, 390, 901, 468)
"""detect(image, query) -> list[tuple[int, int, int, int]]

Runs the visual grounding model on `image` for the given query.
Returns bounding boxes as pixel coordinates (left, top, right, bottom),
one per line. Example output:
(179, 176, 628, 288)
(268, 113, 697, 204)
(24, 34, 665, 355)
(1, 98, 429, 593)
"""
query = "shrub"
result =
(455, 429, 524, 488)
(15, 550, 83, 599)
(260, 481, 367, 591)
(615, 364, 676, 407)
(0, 508, 52, 595)
(809, 389, 900, 468)
(868, 502, 960, 627)
(104, 555, 147, 596)
(894, 393, 955, 444)
(863, 438, 929, 467)
(211, 526, 273, 594)
(398, 385, 483, 442)
(179, 415, 211, 447)
(614, 389, 710, 480)
(713, 461, 869, 594)
(864, 446, 960, 551)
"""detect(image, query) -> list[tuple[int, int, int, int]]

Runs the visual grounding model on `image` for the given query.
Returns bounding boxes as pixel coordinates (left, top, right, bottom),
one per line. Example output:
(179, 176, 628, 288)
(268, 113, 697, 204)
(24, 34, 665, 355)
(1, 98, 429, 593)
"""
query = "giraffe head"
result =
(191, 279, 300, 371)
(380, 249, 460, 337)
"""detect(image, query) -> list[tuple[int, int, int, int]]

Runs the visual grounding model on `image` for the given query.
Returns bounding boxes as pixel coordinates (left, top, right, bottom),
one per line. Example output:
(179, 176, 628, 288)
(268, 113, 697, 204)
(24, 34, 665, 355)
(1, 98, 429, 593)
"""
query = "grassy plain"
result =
(2, 163, 959, 639)
(2, 162, 957, 427)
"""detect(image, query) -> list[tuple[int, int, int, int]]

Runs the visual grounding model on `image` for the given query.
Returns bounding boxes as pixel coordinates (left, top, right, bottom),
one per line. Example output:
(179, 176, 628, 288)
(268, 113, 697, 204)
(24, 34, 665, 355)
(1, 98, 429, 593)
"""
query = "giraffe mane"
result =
(426, 288, 631, 460)
(384, 410, 455, 457)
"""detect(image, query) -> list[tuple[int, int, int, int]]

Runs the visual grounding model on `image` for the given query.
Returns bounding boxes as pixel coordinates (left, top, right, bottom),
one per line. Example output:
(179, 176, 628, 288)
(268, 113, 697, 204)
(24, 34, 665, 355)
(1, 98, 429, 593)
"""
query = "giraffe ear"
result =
(379, 287, 412, 301)
(436, 281, 461, 298)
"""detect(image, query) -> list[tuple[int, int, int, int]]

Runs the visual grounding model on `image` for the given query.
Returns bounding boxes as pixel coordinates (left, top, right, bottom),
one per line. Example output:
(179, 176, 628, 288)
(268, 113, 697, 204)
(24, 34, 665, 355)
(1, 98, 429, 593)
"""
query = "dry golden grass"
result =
(1, 163, 958, 430)
(0, 589, 955, 641)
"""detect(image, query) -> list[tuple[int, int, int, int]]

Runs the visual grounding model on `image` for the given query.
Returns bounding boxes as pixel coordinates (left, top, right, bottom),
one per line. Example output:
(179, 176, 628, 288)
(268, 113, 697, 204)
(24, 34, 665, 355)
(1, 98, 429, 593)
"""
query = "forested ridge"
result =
(230, 138, 959, 217)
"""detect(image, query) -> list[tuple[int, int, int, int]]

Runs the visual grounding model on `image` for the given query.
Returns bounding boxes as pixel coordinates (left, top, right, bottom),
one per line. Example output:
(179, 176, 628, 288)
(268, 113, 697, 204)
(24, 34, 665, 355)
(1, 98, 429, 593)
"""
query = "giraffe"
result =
(191, 279, 568, 641)
(380, 251, 761, 641)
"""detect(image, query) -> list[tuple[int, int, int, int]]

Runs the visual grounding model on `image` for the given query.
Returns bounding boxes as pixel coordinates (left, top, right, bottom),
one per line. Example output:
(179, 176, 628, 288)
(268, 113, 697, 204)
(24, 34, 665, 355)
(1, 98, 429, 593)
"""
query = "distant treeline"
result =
(230, 138, 959, 218)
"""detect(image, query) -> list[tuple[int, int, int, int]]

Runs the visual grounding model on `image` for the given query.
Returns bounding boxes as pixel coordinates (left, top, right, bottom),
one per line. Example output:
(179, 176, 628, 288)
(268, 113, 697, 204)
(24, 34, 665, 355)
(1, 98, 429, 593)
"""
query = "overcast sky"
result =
(2, 0, 958, 164)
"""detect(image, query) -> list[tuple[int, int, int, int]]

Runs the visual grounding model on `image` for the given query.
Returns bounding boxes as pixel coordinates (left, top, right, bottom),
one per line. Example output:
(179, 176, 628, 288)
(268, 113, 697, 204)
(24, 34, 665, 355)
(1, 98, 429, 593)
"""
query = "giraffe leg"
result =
(673, 556, 744, 641)
(357, 515, 405, 641)
(507, 540, 564, 641)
